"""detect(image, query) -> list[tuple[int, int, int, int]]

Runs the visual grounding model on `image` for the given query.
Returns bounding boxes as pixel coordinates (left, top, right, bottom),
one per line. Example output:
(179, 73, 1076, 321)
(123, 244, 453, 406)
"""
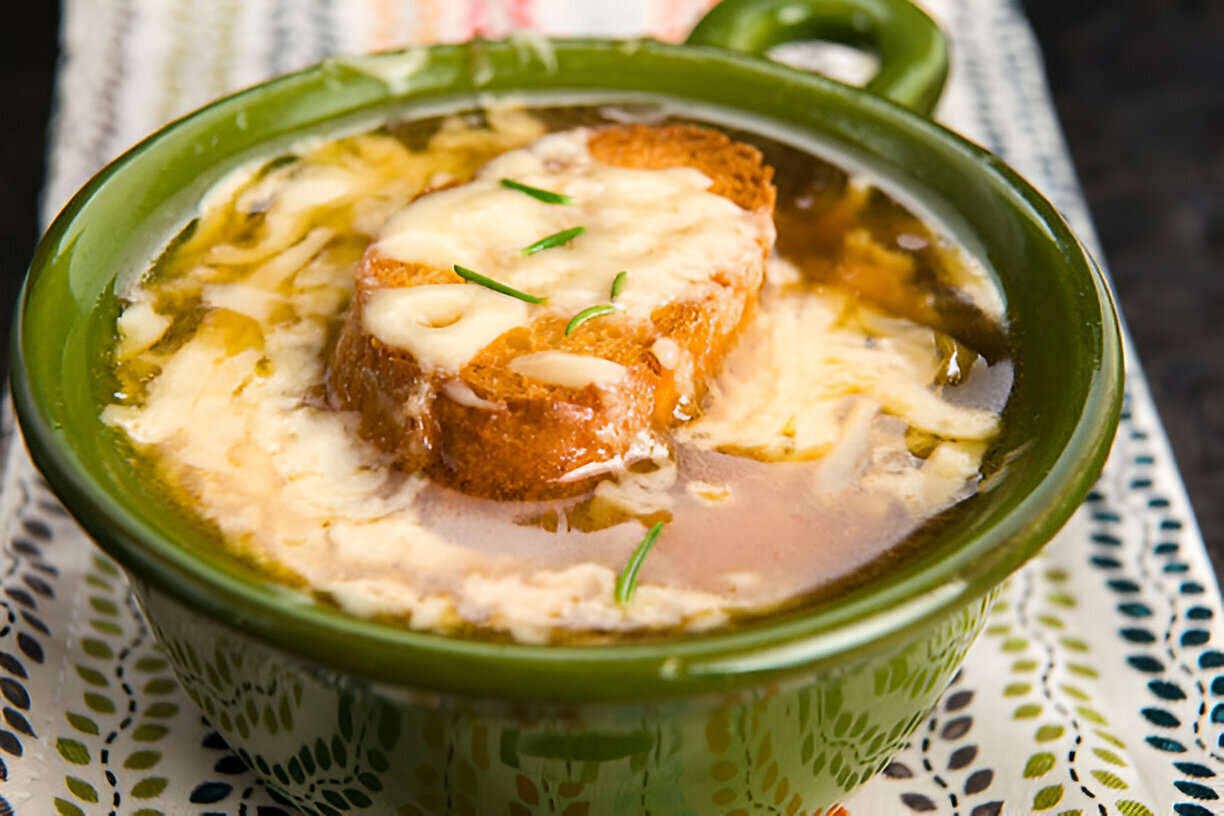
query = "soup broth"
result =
(103, 104, 1011, 644)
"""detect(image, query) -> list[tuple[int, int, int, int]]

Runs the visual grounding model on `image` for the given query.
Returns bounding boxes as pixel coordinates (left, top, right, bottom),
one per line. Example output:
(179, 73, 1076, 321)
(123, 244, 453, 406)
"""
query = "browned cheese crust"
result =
(327, 124, 777, 499)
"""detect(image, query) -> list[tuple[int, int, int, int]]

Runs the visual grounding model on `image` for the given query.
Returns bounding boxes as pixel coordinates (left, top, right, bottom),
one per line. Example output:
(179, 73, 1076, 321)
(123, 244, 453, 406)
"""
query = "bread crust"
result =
(328, 124, 776, 499)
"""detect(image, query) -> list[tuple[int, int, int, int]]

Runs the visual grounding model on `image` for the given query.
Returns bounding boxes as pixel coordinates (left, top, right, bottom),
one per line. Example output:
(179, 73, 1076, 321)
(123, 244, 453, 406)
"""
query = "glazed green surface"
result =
(140, 575, 998, 814)
(12, 35, 1121, 702)
(686, 0, 949, 114)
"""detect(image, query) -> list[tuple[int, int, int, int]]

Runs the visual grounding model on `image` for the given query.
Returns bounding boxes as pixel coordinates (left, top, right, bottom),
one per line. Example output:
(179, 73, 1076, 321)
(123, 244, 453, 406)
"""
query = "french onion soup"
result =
(103, 105, 1011, 644)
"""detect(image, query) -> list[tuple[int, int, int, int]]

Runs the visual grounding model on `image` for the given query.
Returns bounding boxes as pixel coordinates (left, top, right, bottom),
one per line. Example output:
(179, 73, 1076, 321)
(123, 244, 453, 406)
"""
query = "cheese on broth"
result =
(104, 107, 1010, 644)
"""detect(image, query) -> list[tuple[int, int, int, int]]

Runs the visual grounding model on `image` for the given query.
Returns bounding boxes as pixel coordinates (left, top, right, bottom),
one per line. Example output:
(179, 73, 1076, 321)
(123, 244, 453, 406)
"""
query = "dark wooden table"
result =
(1023, 0, 1223, 578)
(2, 1, 1219, 578)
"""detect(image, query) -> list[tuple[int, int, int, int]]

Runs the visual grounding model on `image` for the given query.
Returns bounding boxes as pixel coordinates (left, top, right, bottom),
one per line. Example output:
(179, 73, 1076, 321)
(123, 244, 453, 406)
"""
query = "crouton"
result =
(328, 124, 776, 499)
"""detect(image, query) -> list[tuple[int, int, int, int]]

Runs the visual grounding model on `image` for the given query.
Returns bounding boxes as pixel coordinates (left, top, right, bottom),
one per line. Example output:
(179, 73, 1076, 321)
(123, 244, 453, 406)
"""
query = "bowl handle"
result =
(685, 0, 948, 116)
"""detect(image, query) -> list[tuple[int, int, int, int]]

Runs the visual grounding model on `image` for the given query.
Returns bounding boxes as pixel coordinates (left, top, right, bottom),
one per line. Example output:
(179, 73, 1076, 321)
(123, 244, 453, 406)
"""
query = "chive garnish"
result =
(610, 270, 628, 300)
(523, 226, 585, 255)
(500, 178, 573, 205)
(615, 522, 664, 604)
(452, 264, 547, 304)
(565, 303, 621, 336)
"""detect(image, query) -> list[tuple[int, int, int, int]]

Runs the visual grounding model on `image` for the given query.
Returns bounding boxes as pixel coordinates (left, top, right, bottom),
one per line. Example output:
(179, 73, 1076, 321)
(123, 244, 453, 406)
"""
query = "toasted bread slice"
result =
(328, 124, 776, 499)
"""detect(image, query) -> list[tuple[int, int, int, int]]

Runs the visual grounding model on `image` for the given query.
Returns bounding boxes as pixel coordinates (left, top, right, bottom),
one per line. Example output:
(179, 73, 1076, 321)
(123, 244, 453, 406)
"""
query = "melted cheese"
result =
(507, 350, 626, 389)
(365, 128, 763, 370)
(364, 284, 528, 371)
(649, 337, 682, 370)
(115, 300, 170, 360)
(681, 273, 1002, 461)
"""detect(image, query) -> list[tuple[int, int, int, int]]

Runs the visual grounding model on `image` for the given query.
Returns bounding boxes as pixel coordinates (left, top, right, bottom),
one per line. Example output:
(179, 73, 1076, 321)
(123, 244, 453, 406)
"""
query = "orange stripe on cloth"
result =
(414, 0, 443, 44)
(371, 0, 399, 51)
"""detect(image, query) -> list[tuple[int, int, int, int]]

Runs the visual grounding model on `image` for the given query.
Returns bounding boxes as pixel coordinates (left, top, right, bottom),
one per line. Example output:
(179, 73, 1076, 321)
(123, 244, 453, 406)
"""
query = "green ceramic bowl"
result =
(11, 0, 1123, 812)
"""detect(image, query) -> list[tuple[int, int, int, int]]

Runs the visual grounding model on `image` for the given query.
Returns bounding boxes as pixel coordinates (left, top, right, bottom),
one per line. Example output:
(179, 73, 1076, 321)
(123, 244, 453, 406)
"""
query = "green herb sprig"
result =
(563, 271, 631, 336)
(523, 226, 585, 255)
(610, 270, 628, 300)
(500, 178, 573, 205)
(565, 303, 621, 336)
(452, 264, 547, 305)
(615, 522, 664, 604)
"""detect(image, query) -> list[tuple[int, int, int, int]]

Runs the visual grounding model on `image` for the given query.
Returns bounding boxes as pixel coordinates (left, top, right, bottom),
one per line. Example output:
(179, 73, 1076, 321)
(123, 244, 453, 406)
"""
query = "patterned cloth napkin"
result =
(4, 1, 1221, 813)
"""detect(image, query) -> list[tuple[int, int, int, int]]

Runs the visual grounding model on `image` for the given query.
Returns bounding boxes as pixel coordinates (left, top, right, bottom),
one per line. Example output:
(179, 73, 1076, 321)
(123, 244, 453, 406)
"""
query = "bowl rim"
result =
(11, 36, 1124, 702)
